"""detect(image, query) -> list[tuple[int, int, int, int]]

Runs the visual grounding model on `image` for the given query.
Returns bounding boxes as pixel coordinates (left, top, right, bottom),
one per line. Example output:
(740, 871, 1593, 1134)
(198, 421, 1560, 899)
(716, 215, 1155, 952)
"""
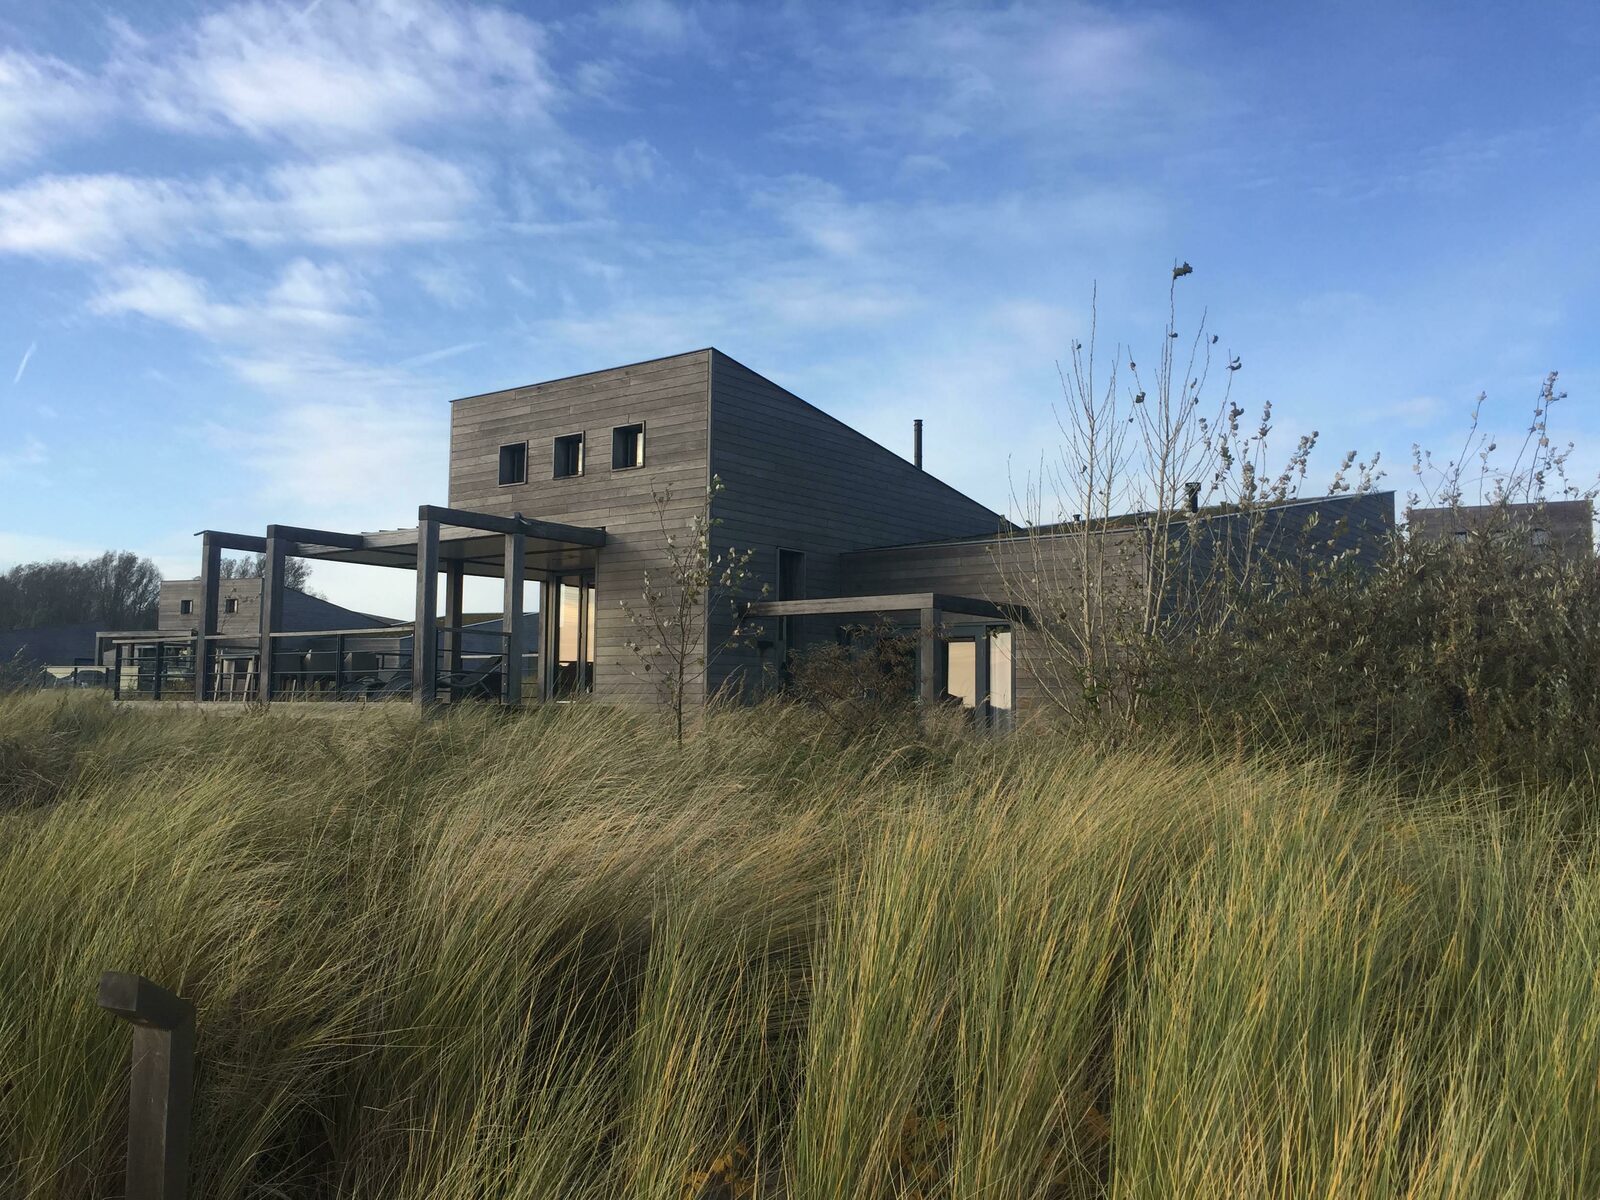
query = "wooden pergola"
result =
(742, 592, 1017, 706)
(194, 505, 605, 708)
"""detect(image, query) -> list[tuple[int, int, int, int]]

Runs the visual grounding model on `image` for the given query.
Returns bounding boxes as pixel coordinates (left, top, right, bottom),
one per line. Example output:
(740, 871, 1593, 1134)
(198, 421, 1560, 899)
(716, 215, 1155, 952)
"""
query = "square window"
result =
(554, 433, 585, 478)
(498, 442, 528, 486)
(1532, 528, 1551, 548)
(179, 598, 193, 615)
(1453, 530, 1469, 545)
(612, 423, 645, 469)
(225, 597, 239, 614)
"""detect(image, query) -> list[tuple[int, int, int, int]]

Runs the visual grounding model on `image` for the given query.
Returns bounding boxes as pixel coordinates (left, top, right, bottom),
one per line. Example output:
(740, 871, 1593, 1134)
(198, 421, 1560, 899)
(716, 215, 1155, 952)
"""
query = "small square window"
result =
(1453, 530, 1469, 545)
(612, 423, 645, 470)
(225, 597, 239, 614)
(498, 442, 527, 486)
(1532, 528, 1551, 548)
(179, 598, 193, 615)
(554, 433, 584, 478)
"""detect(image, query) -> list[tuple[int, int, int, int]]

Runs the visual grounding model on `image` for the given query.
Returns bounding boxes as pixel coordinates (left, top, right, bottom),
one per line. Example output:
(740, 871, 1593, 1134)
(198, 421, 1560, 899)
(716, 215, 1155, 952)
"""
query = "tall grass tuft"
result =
(2, 691, 1598, 1198)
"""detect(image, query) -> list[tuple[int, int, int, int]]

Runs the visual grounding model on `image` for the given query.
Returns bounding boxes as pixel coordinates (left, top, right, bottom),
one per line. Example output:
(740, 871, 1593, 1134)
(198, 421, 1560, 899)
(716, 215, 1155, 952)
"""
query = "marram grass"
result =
(1, 692, 1597, 1198)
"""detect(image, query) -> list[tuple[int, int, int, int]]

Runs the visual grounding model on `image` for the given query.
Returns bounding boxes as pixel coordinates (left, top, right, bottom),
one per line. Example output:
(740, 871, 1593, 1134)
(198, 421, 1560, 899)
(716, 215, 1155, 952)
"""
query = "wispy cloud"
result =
(395, 341, 484, 369)
(91, 260, 366, 338)
(12, 341, 36, 385)
(0, 49, 107, 166)
(119, 0, 560, 147)
(0, 148, 486, 261)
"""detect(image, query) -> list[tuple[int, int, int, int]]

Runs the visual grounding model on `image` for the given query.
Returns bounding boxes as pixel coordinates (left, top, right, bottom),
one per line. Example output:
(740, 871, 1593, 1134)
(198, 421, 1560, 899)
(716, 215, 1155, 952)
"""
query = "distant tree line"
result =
(219, 553, 314, 592)
(0, 552, 161, 631)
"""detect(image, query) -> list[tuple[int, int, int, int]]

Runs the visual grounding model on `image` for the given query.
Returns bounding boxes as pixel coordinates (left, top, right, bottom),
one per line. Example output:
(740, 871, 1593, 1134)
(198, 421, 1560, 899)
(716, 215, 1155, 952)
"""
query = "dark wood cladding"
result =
(705, 350, 1003, 696)
(448, 350, 713, 706)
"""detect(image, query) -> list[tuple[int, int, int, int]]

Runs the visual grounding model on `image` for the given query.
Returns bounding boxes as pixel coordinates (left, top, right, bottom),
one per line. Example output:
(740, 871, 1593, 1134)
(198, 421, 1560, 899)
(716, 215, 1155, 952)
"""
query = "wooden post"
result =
(97, 972, 195, 1200)
(334, 634, 345, 696)
(444, 559, 465, 678)
(153, 641, 164, 702)
(413, 515, 440, 710)
(918, 606, 944, 708)
(503, 530, 525, 706)
(258, 531, 286, 703)
(539, 577, 559, 701)
(195, 535, 220, 701)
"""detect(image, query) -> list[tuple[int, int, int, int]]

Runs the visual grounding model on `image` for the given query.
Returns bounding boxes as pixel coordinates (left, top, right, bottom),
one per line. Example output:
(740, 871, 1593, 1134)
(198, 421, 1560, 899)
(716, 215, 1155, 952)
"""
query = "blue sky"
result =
(2, 0, 1597, 616)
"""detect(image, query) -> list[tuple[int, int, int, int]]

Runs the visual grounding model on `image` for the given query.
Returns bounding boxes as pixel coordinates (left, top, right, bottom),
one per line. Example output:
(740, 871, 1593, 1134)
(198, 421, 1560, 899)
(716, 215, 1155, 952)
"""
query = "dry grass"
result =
(1, 691, 1597, 1198)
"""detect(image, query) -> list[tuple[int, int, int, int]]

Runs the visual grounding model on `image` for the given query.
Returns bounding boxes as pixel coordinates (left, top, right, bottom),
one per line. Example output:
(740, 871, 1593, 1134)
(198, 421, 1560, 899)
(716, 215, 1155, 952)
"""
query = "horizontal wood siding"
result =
(705, 350, 1004, 696)
(448, 350, 712, 707)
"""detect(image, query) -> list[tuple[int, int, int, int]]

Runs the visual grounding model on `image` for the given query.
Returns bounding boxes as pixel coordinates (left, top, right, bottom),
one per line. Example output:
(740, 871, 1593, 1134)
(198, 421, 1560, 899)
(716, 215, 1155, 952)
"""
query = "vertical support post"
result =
(258, 530, 286, 703)
(444, 559, 465, 676)
(153, 641, 164, 702)
(97, 972, 195, 1200)
(539, 577, 559, 701)
(334, 634, 345, 695)
(503, 530, 525, 706)
(113, 643, 122, 700)
(918, 607, 945, 708)
(974, 627, 992, 731)
(195, 534, 220, 701)
(413, 515, 440, 710)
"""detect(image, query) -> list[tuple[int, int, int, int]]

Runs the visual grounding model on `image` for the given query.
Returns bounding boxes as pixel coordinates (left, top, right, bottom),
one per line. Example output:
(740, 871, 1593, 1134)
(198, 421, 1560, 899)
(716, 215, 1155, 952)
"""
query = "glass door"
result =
(543, 571, 595, 699)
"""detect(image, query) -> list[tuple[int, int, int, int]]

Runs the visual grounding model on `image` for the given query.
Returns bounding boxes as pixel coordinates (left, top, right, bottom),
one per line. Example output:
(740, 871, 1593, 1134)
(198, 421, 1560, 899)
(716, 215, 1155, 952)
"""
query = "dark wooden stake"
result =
(97, 972, 195, 1200)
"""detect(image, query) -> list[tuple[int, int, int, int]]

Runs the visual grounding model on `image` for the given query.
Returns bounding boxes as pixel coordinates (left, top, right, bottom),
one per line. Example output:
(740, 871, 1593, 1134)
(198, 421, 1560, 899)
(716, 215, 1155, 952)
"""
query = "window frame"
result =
(224, 597, 239, 615)
(179, 598, 193, 616)
(497, 441, 529, 487)
(611, 422, 646, 471)
(553, 432, 586, 479)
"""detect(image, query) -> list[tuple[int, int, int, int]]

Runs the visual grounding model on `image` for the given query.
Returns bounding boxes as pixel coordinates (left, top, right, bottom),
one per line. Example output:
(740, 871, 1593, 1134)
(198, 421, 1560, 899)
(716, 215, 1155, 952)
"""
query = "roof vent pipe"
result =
(1184, 481, 1201, 514)
(913, 419, 924, 470)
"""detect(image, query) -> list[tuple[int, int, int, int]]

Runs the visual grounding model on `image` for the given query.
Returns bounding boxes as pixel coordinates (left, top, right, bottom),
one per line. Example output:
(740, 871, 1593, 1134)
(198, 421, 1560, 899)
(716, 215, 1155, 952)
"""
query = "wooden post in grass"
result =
(97, 972, 195, 1200)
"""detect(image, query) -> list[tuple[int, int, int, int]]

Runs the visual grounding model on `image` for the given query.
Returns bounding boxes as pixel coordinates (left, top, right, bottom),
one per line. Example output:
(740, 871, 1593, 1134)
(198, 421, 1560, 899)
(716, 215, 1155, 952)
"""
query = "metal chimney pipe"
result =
(913, 419, 923, 470)
(1184, 481, 1201, 513)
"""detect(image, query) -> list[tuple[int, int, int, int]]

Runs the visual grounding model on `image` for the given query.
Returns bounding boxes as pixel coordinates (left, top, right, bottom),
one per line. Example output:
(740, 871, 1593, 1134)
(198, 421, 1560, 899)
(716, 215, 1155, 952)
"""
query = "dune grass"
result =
(1, 691, 1597, 1199)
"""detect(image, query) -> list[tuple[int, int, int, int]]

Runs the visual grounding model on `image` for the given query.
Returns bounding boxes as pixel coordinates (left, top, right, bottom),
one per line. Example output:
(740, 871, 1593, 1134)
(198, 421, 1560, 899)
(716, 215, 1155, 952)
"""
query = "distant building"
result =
(1407, 499, 1594, 560)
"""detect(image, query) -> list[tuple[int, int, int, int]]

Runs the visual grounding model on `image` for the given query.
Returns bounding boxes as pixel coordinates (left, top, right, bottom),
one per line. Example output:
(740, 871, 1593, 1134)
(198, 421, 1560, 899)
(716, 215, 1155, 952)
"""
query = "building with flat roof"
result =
(103, 349, 1395, 722)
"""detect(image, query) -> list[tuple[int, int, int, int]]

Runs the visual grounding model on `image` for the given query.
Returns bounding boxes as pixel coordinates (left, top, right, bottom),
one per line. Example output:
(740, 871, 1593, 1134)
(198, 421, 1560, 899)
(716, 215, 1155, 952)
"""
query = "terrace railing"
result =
(111, 626, 537, 705)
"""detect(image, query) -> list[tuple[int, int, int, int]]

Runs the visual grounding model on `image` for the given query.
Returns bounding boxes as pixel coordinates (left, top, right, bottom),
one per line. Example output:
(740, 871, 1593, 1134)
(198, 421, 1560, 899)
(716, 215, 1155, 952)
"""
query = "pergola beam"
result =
(417, 504, 607, 547)
(745, 592, 1013, 622)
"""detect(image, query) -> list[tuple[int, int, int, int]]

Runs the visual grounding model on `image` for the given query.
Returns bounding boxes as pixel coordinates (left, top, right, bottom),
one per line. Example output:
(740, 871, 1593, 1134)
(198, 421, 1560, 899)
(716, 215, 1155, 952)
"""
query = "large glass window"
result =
(550, 573, 595, 697)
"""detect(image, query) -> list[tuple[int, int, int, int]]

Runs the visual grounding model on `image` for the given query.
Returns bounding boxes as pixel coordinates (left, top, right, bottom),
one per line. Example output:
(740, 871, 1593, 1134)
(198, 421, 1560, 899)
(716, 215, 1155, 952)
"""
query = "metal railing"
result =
(110, 625, 539, 705)
(112, 641, 198, 701)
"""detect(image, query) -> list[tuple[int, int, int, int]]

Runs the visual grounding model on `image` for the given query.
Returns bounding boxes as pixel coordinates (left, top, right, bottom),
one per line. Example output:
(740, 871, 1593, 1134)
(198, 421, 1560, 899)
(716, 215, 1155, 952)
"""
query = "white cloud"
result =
(124, 0, 559, 146)
(91, 260, 366, 337)
(0, 49, 106, 166)
(0, 149, 484, 260)
(0, 173, 194, 261)
(777, 3, 1208, 154)
(209, 149, 485, 247)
